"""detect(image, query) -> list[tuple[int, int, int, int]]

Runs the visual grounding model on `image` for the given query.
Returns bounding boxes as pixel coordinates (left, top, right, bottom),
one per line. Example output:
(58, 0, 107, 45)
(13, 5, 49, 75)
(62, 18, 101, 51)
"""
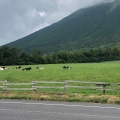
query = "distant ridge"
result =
(6, 1, 120, 53)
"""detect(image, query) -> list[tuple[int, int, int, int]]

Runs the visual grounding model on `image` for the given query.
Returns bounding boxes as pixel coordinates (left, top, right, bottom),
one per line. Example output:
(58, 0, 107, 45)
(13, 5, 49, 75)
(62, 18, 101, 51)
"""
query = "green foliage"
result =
(0, 46, 21, 65)
(1, 46, 120, 65)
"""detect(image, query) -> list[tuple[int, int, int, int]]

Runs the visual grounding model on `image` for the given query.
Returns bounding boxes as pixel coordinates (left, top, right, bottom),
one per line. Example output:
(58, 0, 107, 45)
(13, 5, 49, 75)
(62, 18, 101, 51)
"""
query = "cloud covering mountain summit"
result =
(0, 0, 110, 46)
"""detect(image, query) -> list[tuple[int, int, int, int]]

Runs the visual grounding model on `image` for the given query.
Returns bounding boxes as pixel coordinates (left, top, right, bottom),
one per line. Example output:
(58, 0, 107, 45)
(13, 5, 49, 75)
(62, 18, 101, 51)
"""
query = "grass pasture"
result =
(0, 61, 120, 103)
(0, 61, 120, 83)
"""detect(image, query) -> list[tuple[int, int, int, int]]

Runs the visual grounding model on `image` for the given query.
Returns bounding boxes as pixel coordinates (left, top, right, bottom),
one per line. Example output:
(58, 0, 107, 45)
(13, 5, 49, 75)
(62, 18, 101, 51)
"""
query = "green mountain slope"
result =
(6, 1, 120, 53)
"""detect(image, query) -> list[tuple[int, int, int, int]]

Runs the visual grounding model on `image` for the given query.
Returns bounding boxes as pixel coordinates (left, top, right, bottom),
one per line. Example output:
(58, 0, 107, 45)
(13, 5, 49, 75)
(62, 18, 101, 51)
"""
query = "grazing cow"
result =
(22, 67, 31, 71)
(63, 66, 72, 69)
(0, 67, 4, 70)
(36, 67, 44, 70)
(0, 66, 8, 70)
(14, 66, 21, 69)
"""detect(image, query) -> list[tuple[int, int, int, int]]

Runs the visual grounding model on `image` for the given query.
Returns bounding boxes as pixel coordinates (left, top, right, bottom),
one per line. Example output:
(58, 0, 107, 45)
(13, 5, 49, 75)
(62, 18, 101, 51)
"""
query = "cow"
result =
(36, 67, 44, 70)
(0, 67, 4, 70)
(14, 66, 21, 69)
(22, 67, 31, 71)
(63, 66, 72, 69)
(0, 66, 8, 70)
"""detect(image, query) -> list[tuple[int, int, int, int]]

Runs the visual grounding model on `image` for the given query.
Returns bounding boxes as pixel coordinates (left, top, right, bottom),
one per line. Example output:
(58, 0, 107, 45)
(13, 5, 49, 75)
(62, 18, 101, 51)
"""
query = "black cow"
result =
(22, 67, 31, 71)
(63, 66, 72, 69)
(14, 66, 21, 69)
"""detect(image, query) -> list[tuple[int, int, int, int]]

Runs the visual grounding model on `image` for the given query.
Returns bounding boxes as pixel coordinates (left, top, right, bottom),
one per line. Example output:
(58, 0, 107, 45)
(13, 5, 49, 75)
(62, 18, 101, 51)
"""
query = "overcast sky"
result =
(0, 0, 114, 46)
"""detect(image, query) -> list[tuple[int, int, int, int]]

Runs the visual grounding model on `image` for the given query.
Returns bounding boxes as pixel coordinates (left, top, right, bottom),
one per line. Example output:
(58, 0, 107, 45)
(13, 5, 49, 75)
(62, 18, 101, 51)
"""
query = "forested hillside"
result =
(6, 1, 120, 53)
(0, 46, 120, 65)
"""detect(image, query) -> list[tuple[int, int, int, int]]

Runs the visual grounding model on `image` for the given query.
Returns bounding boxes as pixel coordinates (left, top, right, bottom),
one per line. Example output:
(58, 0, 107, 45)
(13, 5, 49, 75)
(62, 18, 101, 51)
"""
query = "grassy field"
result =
(0, 61, 120, 103)
(0, 61, 120, 83)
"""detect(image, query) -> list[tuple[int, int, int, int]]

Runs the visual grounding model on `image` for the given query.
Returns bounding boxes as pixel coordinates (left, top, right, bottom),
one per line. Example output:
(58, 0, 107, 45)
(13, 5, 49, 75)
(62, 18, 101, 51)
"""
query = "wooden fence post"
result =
(32, 81, 37, 91)
(103, 84, 106, 94)
(3, 80, 8, 91)
(64, 81, 67, 93)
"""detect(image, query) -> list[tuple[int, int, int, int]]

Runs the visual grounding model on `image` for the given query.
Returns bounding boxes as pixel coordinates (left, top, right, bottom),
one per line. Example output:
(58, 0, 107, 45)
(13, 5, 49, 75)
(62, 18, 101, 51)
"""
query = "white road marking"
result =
(0, 108, 120, 119)
(0, 101, 120, 110)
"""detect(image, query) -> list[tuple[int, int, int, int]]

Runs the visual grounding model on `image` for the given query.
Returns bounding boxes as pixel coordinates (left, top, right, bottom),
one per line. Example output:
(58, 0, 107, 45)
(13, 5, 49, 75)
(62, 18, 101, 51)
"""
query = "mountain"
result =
(6, 1, 120, 53)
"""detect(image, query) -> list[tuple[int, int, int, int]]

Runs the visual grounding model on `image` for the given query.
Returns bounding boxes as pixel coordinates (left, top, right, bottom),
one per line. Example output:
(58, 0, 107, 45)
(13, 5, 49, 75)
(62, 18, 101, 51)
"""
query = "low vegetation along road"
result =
(0, 100, 120, 120)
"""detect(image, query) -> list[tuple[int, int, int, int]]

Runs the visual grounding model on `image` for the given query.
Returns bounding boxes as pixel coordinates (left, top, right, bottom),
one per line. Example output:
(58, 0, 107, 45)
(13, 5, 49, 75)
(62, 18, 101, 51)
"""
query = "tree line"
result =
(0, 46, 120, 66)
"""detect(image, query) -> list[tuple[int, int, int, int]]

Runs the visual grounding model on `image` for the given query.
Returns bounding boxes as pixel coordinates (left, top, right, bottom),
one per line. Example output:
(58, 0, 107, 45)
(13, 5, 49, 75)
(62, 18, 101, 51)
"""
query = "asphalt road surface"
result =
(0, 99, 120, 120)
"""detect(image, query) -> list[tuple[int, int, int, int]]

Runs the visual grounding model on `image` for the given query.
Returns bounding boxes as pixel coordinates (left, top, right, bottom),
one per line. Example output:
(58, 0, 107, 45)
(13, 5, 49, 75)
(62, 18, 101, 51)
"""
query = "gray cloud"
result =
(0, 0, 113, 46)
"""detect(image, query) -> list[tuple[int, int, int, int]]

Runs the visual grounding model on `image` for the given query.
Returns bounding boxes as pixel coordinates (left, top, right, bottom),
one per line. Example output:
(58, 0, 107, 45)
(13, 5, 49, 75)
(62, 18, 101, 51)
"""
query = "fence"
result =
(0, 80, 120, 94)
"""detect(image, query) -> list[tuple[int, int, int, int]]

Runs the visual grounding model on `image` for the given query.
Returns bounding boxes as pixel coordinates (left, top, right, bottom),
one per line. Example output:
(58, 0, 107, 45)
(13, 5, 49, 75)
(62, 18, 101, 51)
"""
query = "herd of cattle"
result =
(0, 65, 72, 71)
(0, 66, 44, 71)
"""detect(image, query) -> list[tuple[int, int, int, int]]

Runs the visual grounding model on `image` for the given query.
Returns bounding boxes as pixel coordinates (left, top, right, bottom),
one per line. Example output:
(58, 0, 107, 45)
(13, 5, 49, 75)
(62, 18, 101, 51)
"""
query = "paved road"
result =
(0, 99, 120, 120)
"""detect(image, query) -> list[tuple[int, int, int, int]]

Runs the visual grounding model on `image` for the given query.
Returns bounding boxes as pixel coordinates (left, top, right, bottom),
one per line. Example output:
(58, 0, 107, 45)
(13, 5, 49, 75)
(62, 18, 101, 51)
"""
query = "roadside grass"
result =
(0, 61, 120, 103)
(0, 92, 120, 104)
